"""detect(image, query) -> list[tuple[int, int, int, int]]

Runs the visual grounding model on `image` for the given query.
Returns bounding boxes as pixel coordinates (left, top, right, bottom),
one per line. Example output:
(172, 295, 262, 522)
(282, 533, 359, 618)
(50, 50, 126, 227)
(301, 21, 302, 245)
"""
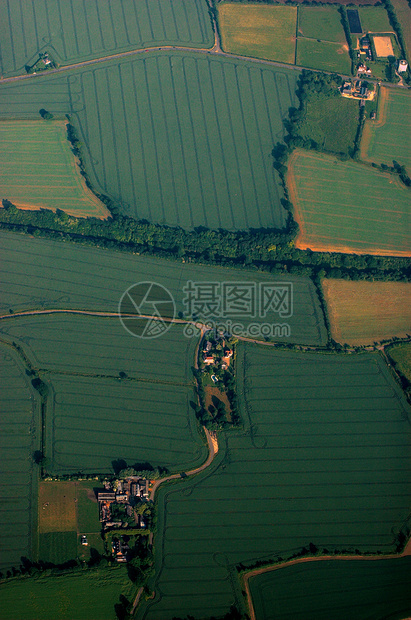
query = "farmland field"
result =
(357, 6, 392, 33)
(0, 345, 40, 573)
(136, 345, 411, 619)
(0, 52, 297, 230)
(0, 316, 198, 384)
(298, 6, 346, 43)
(249, 557, 411, 620)
(0, 316, 208, 474)
(0, 231, 327, 346)
(296, 38, 351, 74)
(0, 566, 135, 620)
(287, 149, 411, 256)
(0, 0, 213, 76)
(0, 121, 109, 218)
(391, 0, 411, 59)
(388, 343, 411, 382)
(361, 87, 411, 170)
(38, 480, 103, 563)
(38, 531, 78, 565)
(323, 279, 411, 345)
(218, 3, 297, 64)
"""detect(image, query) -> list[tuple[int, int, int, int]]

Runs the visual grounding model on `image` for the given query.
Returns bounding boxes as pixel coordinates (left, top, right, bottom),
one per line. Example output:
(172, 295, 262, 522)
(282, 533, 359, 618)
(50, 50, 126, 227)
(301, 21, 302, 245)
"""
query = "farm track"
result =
(243, 536, 411, 620)
(0, 39, 407, 90)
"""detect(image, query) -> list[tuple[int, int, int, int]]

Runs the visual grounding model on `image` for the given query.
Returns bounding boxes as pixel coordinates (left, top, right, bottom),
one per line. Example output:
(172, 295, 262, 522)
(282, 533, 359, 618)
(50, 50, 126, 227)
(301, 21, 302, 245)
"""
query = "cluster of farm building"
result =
(98, 477, 149, 530)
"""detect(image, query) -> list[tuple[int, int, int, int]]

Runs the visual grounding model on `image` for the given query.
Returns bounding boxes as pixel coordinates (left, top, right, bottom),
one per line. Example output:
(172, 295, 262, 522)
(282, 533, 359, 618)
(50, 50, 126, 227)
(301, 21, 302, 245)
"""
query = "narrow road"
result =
(148, 426, 218, 503)
(0, 36, 407, 90)
(243, 537, 411, 620)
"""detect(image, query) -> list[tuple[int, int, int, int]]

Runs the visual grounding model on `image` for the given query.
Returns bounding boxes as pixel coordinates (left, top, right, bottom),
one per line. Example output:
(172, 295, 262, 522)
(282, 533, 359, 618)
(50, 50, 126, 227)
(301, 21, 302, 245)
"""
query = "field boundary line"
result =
(243, 536, 411, 620)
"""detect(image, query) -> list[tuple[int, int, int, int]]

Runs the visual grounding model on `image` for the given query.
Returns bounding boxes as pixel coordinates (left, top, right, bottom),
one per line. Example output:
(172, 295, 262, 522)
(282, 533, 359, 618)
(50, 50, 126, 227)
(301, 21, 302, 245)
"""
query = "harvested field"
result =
(0, 0, 213, 76)
(38, 482, 77, 533)
(0, 121, 109, 218)
(288, 149, 411, 256)
(38, 480, 103, 563)
(0, 52, 297, 230)
(0, 231, 327, 346)
(0, 345, 40, 573)
(0, 566, 135, 620)
(323, 279, 411, 345)
(249, 557, 411, 620)
(218, 4, 297, 64)
(137, 345, 411, 619)
(361, 87, 411, 170)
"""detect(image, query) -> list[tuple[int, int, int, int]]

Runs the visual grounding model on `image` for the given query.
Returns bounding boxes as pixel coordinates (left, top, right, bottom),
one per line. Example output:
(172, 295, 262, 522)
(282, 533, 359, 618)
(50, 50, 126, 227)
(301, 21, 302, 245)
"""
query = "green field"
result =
(361, 88, 411, 170)
(0, 566, 135, 620)
(388, 343, 411, 383)
(296, 95, 359, 155)
(0, 315, 197, 383)
(0, 121, 109, 218)
(0, 52, 297, 230)
(38, 532, 78, 565)
(0, 231, 327, 346)
(0, 0, 213, 76)
(218, 3, 297, 64)
(357, 6, 393, 33)
(296, 38, 351, 74)
(249, 557, 411, 620)
(298, 6, 346, 43)
(0, 345, 40, 574)
(0, 318, 208, 475)
(288, 150, 411, 256)
(136, 345, 411, 619)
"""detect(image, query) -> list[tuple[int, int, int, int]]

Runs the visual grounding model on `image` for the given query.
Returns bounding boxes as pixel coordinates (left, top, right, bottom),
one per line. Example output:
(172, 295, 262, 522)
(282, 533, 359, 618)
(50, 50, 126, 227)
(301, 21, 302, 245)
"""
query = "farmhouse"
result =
(98, 476, 149, 527)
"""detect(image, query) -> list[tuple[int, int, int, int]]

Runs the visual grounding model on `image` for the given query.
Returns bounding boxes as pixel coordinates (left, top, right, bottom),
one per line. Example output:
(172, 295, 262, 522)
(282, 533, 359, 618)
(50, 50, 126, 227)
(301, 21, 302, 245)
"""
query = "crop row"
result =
(0, 0, 213, 75)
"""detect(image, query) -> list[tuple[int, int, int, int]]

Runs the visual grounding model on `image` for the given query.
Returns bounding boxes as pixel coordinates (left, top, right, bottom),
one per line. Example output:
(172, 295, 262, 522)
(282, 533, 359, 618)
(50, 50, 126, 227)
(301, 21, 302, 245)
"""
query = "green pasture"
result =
(289, 150, 410, 255)
(361, 88, 411, 170)
(0, 566, 135, 620)
(137, 345, 411, 619)
(38, 532, 77, 565)
(0, 0, 213, 76)
(218, 3, 297, 64)
(0, 345, 40, 574)
(45, 375, 206, 475)
(249, 557, 411, 620)
(296, 38, 351, 74)
(296, 94, 359, 155)
(388, 342, 411, 382)
(0, 51, 296, 230)
(357, 6, 392, 33)
(0, 231, 327, 346)
(298, 6, 346, 43)
(0, 316, 198, 384)
(0, 121, 108, 218)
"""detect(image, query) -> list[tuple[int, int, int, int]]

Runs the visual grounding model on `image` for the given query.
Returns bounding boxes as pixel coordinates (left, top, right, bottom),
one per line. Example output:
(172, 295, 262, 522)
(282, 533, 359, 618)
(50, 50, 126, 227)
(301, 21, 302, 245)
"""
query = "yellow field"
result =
(218, 3, 297, 64)
(323, 280, 411, 345)
(0, 120, 110, 218)
(38, 481, 77, 533)
(373, 35, 394, 57)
